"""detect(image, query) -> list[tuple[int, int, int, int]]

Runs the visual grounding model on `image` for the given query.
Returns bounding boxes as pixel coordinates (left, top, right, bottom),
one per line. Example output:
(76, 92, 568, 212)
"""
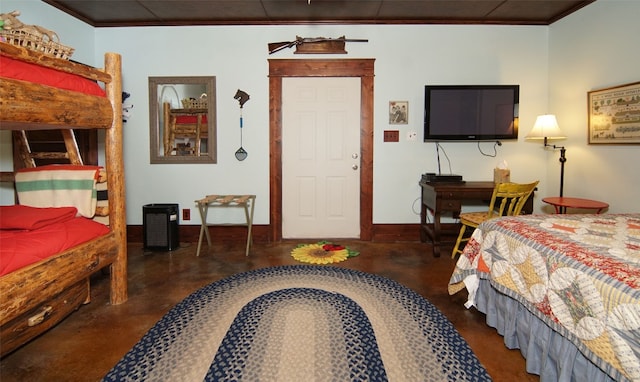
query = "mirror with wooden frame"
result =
(149, 76, 217, 164)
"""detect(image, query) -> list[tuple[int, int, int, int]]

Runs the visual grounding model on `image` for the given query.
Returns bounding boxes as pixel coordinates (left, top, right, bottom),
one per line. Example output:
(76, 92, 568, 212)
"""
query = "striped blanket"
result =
(15, 165, 101, 218)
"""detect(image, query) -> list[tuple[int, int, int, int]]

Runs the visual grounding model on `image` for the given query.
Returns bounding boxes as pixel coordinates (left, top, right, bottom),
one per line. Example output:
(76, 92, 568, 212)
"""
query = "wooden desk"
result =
(542, 196, 608, 214)
(419, 181, 533, 257)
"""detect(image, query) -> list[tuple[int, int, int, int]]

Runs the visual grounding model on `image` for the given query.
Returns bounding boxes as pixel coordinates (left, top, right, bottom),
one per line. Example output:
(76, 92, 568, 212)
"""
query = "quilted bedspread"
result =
(448, 214, 640, 382)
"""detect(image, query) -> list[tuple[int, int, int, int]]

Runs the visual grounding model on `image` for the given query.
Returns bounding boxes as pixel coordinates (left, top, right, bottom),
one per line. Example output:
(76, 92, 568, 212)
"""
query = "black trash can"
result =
(143, 204, 179, 251)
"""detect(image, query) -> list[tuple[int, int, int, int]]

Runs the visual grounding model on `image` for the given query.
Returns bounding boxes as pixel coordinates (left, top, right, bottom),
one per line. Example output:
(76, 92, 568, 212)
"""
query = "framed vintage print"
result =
(389, 101, 408, 124)
(588, 81, 640, 144)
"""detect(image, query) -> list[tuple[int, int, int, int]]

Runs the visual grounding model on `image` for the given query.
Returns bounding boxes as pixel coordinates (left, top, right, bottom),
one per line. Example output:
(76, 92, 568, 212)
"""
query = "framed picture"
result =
(588, 81, 640, 144)
(389, 101, 408, 124)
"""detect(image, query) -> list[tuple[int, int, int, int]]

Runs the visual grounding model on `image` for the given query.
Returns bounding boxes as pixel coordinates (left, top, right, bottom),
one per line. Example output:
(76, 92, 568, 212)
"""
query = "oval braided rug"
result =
(103, 265, 491, 381)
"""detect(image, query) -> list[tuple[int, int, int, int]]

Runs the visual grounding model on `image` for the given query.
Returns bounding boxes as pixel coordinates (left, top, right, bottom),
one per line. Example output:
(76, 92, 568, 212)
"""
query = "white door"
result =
(282, 77, 361, 238)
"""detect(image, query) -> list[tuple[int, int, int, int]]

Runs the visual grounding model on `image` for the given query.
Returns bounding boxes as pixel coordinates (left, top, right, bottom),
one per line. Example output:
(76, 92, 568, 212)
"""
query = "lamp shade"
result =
(526, 114, 566, 140)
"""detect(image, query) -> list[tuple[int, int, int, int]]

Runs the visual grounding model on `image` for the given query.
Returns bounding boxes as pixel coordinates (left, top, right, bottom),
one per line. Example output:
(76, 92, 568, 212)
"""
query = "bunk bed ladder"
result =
(12, 129, 83, 168)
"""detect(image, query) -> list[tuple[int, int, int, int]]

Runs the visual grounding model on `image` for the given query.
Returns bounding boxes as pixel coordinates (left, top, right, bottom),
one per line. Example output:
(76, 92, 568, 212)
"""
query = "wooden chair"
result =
(451, 181, 539, 259)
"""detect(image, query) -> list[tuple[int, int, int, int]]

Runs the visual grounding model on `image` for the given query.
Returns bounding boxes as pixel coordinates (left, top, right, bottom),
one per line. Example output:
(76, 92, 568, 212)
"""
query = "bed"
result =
(163, 102, 208, 156)
(448, 213, 640, 382)
(0, 41, 127, 356)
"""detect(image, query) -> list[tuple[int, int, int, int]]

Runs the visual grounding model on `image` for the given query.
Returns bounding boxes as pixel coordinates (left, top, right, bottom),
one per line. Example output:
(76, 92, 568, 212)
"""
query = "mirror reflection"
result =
(149, 76, 217, 163)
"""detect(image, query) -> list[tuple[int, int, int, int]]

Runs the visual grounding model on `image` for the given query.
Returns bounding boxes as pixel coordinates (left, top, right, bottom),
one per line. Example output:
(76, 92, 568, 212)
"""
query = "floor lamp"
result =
(526, 114, 567, 197)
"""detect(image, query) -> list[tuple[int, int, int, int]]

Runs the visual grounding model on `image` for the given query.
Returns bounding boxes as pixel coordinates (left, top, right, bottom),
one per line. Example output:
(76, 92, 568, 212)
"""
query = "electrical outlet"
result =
(182, 208, 190, 221)
(383, 130, 399, 142)
(407, 131, 418, 141)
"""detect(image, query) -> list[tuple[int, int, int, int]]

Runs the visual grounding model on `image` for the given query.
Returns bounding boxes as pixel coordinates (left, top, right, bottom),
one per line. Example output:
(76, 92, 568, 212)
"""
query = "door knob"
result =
(352, 153, 359, 159)
(352, 164, 359, 170)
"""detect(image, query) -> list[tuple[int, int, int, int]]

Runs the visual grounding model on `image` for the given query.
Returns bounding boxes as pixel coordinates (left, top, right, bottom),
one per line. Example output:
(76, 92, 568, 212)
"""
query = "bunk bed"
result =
(163, 102, 208, 156)
(0, 41, 127, 356)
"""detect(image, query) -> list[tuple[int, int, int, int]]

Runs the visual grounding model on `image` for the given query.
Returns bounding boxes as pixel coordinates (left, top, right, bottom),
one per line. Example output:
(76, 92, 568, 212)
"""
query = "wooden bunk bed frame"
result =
(163, 102, 208, 156)
(0, 42, 127, 356)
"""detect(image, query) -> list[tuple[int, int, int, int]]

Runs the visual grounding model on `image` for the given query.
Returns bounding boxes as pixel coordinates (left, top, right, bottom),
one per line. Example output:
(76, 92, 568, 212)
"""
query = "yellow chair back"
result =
(487, 181, 539, 219)
(451, 180, 539, 258)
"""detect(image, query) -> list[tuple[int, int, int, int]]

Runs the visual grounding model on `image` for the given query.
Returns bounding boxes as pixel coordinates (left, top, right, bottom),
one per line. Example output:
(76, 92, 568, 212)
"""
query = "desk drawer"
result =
(439, 191, 464, 199)
(437, 199, 461, 211)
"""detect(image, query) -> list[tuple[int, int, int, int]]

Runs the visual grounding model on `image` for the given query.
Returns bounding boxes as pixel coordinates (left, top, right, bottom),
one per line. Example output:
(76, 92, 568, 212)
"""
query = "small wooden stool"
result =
(195, 194, 256, 256)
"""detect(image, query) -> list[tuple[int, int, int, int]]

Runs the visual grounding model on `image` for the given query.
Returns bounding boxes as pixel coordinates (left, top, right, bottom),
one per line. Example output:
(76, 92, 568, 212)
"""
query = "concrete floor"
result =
(0, 240, 538, 381)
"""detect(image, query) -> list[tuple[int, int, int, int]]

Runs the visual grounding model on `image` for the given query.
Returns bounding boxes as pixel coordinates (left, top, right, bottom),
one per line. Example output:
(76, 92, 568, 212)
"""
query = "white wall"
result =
(93, 24, 551, 225)
(548, 0, 640, 213)
(2, 0, 637, 225)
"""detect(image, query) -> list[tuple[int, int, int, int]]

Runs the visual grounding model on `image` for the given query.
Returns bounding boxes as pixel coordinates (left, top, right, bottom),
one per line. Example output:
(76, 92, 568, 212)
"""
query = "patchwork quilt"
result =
(448, 214, 640, 382)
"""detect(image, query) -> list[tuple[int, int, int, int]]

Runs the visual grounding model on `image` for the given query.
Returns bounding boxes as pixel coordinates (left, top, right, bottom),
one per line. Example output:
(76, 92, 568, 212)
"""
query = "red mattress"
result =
(0, 56, 106, 97)
(0, 205, 110, 277)
(176, 115, 208, 124)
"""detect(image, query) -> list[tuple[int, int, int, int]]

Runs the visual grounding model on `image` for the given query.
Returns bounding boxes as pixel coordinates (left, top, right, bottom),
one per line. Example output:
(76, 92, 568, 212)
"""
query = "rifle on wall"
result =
(268, 36, 368, 55)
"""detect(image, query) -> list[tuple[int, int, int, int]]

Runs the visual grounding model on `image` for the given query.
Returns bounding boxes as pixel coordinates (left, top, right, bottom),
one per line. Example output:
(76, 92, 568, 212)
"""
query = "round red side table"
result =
(542, 196, 609, 214)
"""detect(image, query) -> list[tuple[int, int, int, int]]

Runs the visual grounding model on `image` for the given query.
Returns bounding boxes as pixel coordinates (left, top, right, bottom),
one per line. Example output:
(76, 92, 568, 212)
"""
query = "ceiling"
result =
(43, 0, 595, 27)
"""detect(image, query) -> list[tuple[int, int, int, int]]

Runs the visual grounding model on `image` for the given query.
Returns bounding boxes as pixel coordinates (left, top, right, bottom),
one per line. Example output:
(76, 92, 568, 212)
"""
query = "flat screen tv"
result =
(424, 85, 519, 141)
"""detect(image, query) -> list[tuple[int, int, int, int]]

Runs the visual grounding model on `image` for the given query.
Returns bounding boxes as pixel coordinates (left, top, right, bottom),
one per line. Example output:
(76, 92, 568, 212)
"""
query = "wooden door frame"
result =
(269, 59, 375, 242)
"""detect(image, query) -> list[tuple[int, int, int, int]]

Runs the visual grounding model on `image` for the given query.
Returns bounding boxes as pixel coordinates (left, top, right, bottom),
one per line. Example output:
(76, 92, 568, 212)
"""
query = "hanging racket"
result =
(233, 89, 250, 161)
(235, 108, 248, 161)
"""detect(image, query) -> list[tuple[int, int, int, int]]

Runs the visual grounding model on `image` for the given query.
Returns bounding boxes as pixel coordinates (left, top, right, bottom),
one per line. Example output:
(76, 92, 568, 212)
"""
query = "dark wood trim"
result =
(127, 224, 271, 245)
(268, 59, 375, 242)
(127, 223, 420, 244)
